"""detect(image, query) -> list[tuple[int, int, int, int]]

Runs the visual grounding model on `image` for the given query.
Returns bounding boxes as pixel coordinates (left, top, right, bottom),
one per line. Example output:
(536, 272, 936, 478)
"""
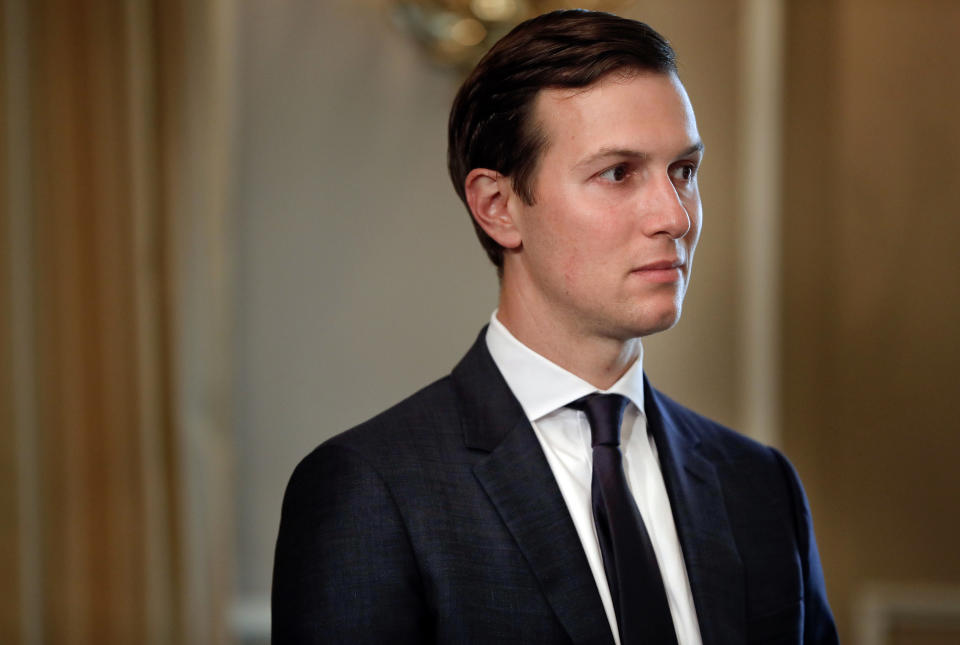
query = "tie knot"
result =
(569, 393, 629, 447)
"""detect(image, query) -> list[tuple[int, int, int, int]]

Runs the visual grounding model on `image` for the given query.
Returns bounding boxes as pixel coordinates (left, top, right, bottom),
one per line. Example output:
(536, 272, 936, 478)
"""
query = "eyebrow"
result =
(574, 140, 705, 169)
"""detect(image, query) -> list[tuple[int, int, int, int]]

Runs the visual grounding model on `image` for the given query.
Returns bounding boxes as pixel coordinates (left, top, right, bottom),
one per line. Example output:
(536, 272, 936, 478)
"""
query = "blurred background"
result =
(2, 0, 958, 643)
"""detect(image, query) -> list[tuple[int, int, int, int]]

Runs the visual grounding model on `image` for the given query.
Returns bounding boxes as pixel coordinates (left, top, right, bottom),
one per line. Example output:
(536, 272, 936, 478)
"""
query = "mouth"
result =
(637, 258, 684, 271)
(631, 258, 685, 283)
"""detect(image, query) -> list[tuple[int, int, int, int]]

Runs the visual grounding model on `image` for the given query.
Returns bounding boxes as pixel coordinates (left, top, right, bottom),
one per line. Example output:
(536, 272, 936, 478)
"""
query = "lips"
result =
(631, 257, 685, 284)
(635, 258, 684, 272)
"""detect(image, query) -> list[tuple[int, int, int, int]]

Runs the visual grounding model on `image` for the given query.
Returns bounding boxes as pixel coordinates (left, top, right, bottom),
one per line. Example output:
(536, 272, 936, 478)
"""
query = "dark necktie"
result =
(570, 393, 679, 645)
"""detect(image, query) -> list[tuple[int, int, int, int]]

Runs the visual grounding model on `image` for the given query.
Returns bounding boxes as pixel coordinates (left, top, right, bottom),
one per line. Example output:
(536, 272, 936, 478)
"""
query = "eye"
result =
(670, 162, 698, 183)
(598, 164, 630, 183)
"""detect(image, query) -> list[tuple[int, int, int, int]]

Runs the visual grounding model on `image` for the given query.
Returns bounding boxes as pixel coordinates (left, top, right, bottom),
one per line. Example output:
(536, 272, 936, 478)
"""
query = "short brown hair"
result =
(447, 10, 677, 273)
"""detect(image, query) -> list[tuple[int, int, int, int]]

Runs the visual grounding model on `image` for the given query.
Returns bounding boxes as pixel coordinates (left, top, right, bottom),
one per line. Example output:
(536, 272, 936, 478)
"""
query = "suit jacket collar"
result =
(451, 329, 746, 645)
(452, 327, 528, 452)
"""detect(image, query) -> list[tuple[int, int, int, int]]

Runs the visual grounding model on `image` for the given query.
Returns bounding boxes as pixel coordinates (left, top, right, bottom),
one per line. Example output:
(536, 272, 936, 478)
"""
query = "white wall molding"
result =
(855, 583, 960, 645)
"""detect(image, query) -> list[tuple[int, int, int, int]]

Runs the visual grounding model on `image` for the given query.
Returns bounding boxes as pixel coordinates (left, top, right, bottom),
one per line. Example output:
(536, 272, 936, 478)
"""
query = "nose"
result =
(643, 174, 692, 239)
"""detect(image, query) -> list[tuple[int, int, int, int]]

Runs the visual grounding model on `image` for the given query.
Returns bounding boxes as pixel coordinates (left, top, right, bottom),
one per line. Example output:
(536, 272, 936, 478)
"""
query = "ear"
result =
(464, 168, 522, 249)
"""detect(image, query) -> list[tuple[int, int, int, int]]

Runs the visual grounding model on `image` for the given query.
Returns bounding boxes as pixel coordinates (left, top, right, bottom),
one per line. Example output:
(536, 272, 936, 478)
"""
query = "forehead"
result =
(532, 71, 699, 161)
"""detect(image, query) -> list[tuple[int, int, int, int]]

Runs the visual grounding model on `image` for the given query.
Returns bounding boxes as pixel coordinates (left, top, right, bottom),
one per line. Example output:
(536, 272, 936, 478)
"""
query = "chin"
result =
(630, 304, 683, 338)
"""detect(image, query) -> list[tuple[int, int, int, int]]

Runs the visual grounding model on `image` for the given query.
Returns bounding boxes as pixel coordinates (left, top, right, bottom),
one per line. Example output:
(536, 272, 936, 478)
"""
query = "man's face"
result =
(504, 71, 703, 342)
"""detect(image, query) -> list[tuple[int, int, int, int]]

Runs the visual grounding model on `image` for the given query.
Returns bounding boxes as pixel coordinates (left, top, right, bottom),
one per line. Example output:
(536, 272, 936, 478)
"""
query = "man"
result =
(273, 10, 838, 644)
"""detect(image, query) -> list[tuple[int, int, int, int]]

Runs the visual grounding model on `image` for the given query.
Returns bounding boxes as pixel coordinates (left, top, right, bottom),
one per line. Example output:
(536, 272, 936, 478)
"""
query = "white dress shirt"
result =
(485, 312, 703, 645)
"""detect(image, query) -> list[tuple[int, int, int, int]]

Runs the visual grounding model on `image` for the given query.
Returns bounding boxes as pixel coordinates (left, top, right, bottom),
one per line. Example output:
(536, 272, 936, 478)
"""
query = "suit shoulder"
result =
(298, 375, 462, 472)
(653, 388, 781, 466)
(654, 387, 810, 510)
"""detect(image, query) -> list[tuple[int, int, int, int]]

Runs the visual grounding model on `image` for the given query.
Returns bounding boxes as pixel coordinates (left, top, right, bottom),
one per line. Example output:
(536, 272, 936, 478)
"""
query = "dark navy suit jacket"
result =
(272, 330, 839, 644)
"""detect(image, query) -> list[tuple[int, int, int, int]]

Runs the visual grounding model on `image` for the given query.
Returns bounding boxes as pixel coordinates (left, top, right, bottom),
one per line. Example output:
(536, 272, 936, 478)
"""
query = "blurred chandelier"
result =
(392, 0, 634, 70)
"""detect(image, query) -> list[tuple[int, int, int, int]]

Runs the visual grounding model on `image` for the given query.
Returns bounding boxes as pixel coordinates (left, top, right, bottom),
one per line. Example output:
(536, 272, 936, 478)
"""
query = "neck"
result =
(496, 291, 641, 391)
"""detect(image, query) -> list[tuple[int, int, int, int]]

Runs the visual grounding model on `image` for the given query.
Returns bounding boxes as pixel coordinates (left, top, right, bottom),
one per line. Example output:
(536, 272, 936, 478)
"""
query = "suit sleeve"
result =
(770, 449, 840, 645)
(272, 442, 429, 643)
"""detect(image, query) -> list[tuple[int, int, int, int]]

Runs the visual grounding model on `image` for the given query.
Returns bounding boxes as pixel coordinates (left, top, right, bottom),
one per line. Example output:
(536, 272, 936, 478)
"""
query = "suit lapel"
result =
(453, 331, 615, 645)
(474, 421, 615, 645)
(645, 381, 746, 645)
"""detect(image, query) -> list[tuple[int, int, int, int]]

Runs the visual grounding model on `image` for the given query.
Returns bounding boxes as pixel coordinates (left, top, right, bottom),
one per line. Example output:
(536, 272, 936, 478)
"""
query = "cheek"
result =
(532, 207, 591, 281)
(559, 238, 620, 296)
(525, 222, 583, 293)
(559, 248, 586, 293)
(532, 195, 625, 288)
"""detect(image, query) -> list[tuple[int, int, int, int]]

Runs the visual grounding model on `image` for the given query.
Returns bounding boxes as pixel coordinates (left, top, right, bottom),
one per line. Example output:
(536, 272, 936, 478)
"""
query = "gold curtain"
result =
(1, 0, 235, 643)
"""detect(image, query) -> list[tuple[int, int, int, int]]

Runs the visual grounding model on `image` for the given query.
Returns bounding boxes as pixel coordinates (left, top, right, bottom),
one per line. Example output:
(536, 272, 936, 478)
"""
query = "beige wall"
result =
(783, 1, 960, 642)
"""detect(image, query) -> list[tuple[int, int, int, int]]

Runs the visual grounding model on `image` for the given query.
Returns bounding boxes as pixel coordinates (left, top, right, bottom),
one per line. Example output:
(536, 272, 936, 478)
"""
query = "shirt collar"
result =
(485, 310, 645, 422)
